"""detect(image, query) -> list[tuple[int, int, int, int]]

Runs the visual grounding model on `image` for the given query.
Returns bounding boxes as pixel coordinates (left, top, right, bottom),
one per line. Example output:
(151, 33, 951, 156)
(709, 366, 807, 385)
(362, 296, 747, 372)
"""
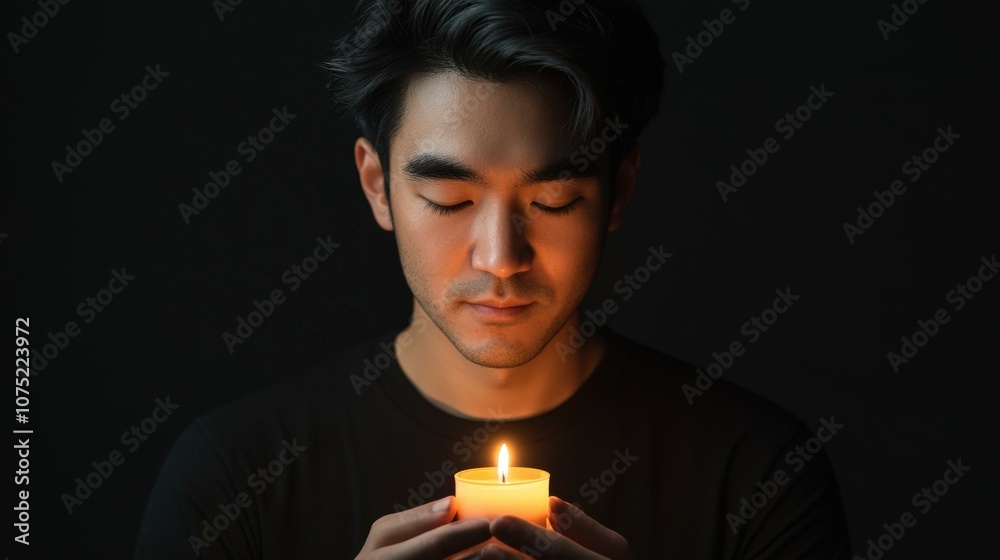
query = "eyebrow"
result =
(402, 154, 482, 184)
(401, 153, 599, 187)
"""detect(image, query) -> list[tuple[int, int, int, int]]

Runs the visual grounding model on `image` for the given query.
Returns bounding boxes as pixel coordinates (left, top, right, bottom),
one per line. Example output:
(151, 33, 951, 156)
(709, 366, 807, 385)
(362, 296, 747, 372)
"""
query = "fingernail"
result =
(432, 496, 452, 514)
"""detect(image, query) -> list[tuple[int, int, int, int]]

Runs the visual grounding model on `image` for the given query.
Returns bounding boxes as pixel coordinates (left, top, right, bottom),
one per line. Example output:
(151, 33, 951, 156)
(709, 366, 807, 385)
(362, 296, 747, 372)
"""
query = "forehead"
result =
(392, 70, 577, 170)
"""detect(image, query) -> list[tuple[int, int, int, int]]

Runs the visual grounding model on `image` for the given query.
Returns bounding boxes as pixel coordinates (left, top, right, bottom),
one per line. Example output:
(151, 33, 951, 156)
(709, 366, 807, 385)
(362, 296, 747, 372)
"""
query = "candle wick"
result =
(502, 472, 506, 483)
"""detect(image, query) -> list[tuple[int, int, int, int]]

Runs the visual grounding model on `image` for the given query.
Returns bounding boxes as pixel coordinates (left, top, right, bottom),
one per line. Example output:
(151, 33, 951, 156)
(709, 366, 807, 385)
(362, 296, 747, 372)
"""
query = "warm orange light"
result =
(498, 444, 509, 483)
(455, 442, 550, 526)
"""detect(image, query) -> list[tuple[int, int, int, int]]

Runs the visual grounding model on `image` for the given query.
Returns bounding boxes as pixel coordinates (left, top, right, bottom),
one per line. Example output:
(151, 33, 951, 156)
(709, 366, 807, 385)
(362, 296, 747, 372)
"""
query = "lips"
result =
(467, 300, 532, 308)
(464, 299, 534, 321)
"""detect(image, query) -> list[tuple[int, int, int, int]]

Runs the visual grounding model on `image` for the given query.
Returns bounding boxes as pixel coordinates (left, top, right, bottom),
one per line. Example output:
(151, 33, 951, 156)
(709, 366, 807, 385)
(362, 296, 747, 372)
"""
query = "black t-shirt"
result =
(134, 328, 850, 558)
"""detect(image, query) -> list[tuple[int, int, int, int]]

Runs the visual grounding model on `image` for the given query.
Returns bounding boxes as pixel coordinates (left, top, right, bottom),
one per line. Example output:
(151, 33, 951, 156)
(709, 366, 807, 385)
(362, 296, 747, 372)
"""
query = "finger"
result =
(380, 517, 492, 560)
(547, 497, 629, 559)
(451, 537, 522, 560)
(488, 515, 604, 559)
(361, 496, 457, 551)
(479, 542, 524, 560)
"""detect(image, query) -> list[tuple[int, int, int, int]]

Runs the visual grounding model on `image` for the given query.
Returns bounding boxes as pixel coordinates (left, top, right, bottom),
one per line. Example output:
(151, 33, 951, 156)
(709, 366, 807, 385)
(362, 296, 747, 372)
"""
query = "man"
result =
(136, 0, 850, 557)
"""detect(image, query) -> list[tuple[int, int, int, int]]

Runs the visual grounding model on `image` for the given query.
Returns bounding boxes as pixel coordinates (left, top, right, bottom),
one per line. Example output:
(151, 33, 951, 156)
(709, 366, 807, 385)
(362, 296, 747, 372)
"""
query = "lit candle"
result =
(454, 444, 550, 526)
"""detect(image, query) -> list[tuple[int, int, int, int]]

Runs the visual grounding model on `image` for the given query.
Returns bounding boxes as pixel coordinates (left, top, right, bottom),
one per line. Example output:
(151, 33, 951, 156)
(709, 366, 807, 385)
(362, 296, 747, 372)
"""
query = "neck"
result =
(394, 302, 607, 421)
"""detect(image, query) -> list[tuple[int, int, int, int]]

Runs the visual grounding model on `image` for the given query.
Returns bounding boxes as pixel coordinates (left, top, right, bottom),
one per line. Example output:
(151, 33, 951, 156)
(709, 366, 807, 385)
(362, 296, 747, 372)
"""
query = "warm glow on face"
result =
(387, 71, 612, 370)
(498, 444, 509, 483)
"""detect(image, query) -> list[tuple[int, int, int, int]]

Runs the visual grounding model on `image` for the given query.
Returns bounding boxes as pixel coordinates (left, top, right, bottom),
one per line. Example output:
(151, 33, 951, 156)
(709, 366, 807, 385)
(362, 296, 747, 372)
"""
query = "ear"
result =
(355, 137, 394, 231)
(607, 142, 642, 232)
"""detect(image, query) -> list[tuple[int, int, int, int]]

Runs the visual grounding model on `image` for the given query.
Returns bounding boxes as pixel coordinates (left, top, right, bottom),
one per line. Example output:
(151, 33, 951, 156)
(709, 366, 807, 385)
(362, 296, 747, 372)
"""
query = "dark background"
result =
(2, 0, 995, 557)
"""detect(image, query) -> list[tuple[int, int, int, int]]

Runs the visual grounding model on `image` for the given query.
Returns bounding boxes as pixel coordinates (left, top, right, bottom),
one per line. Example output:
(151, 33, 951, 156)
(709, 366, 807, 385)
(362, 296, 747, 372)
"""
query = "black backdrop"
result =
(2, 0, 996, 557)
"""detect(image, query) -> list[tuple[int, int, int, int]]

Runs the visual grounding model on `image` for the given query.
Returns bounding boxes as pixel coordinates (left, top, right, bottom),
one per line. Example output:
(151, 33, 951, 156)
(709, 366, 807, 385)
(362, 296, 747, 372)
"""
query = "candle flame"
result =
(498, 444, 509, 483)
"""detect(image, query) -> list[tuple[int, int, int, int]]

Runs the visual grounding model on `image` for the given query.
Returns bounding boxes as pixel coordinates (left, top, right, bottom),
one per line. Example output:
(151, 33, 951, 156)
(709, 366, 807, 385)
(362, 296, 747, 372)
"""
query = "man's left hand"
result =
(480, 496, 631, 559)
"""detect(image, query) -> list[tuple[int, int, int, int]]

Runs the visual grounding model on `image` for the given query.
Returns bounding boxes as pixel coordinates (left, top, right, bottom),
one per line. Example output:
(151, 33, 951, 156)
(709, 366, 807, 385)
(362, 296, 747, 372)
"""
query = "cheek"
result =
(532, 215, 606, 282)
(394, 204, 467, 279)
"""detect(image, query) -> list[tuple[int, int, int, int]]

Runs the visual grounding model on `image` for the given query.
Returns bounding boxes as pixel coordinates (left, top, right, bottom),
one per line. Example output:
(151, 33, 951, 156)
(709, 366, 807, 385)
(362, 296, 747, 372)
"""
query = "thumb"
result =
(362, 496, 456, 550)
(547, 497, 630, 559)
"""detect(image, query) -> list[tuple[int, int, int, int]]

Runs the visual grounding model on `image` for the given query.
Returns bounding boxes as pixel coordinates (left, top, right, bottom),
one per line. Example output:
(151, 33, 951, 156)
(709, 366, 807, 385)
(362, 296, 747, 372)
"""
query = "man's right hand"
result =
(356, 496, 492, 559)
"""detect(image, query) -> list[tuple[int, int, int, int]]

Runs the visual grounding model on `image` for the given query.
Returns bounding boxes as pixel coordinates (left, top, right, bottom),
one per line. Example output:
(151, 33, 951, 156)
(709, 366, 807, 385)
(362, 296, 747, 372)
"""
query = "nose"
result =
(469, 200, 533, 278)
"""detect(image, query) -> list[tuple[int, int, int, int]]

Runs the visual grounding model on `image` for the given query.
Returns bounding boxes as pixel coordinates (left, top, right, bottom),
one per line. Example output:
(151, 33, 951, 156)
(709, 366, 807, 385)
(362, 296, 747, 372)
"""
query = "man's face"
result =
(383, 71, 616, 368)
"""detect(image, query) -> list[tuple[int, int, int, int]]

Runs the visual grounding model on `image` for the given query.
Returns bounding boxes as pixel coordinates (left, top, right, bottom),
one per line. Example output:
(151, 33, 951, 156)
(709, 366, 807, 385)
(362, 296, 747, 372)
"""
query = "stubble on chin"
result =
(415, 295, 578, 369)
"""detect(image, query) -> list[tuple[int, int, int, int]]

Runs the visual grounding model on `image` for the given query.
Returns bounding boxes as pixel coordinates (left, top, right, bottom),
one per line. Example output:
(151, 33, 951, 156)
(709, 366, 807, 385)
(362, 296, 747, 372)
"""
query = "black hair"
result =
(322, 0, 664, 189)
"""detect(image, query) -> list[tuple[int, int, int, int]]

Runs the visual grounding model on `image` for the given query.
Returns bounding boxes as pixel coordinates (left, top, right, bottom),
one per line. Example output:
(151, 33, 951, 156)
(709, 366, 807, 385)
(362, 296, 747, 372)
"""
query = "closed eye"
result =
(423, 199, 471, 216)
(422, 197, 582, 216)
(532, 197, 582, 215)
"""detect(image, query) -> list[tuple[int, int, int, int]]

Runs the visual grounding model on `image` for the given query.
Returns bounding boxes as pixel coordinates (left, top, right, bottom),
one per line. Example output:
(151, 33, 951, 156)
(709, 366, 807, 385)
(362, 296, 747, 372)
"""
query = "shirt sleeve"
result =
(732, 423, 851, 560)
(133, 419, 261, 560)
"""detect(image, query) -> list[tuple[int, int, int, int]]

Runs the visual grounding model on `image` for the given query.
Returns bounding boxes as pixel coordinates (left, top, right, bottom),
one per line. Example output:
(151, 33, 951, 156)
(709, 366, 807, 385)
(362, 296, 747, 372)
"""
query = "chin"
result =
(444, 319, 561, 368)
(451, 338, 542, 369)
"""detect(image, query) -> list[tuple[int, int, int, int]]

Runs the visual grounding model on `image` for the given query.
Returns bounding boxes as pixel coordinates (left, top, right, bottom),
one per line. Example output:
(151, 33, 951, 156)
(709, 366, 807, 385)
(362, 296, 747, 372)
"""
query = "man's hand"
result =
(480, 497, 631, 559)
(356, 496, 492, 559)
